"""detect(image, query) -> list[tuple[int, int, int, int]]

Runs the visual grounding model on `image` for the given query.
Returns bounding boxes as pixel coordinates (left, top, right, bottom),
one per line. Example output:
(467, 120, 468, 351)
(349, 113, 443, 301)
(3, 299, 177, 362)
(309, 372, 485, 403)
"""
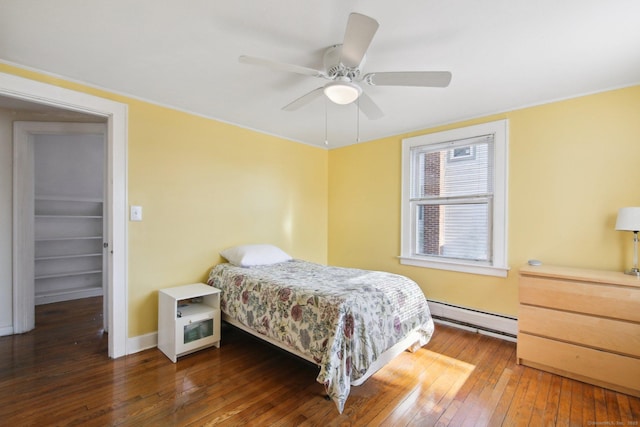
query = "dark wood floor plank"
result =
(500, 360, 535, 426)
(520, 368, 550, 426)
(617, 393, 635, 424)
(473, 345, 514, 425)
(555, 377, 573, 427)
(605, 389, 623, 425)
(472, 364, 513, 427)
(569, 380, 584, 427)
(594, 387, 610, 424)
(541, 374, 563, 426)
(511, 363, 541, 425)
(1, 297, 639, 426)
(582, 383, 597, 427)
(485, 365, 525, 426)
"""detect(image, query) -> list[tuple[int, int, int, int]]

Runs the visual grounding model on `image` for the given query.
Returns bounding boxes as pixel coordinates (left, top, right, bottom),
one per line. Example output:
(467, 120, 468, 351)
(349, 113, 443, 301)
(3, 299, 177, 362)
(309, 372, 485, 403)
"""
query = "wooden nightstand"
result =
(158, 283, 221, 362)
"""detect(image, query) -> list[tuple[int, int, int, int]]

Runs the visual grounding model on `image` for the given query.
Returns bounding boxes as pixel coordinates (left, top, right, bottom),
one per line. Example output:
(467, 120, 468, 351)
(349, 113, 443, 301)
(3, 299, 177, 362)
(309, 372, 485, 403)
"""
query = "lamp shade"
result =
(324, 80, 362, 105)
(615, 207, 640, 231)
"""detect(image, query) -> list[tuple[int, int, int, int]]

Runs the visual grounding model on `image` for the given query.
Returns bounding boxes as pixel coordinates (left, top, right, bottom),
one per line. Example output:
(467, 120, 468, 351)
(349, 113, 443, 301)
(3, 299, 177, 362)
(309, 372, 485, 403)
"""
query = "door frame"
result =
(1, 72, 128, 358)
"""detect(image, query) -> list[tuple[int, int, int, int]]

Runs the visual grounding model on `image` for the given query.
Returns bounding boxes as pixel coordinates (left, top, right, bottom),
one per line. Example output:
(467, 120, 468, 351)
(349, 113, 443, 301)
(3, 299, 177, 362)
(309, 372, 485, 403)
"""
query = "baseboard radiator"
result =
(427, 300, 518, 342)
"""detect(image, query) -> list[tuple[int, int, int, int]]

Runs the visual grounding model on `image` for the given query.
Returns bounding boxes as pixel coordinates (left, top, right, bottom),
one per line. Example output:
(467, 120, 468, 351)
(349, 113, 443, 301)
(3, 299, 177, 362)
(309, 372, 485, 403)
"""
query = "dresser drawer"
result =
(518, 333, 640, 396)
(519, 275, 640, 322)
(518, 305, 640, 358)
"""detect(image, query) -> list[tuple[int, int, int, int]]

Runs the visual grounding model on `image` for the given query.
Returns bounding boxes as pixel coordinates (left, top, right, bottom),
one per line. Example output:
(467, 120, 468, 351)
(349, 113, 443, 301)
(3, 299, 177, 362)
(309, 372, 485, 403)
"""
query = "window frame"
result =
(400, 120, 509, 277)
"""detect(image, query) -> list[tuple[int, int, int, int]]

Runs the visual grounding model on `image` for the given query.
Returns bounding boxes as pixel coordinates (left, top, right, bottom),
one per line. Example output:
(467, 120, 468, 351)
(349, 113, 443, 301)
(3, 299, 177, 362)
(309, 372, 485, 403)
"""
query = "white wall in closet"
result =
(33, 128, 106, 305)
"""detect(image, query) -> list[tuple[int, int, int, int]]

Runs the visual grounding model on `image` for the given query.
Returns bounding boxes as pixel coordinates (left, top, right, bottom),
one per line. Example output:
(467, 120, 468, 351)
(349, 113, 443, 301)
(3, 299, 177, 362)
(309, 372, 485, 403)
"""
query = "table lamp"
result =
(615, 207, 640, 276)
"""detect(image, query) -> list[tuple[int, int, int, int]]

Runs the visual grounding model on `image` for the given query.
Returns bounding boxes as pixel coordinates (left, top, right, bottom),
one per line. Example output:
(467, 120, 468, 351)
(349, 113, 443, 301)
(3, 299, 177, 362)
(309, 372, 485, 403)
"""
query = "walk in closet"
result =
(31, 125, 106, 305)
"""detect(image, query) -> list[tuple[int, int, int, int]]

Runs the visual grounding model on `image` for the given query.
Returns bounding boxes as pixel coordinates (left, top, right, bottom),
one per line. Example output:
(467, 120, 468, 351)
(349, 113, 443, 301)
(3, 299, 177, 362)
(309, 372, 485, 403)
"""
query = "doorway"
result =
(1, 71, 128, 358)
(14, 122, 108, 333)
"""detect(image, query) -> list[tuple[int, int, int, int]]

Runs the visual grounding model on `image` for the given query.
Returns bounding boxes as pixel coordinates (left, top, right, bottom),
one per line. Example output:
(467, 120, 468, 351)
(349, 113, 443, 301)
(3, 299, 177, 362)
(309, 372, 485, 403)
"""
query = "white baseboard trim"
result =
(127, 331, 157, 355)
(427, 300, 517, 343)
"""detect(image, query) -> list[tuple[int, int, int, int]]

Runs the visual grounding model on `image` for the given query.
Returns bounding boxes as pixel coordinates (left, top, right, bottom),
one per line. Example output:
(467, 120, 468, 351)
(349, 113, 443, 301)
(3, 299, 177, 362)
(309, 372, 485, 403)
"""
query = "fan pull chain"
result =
(324, 97, 329, 146)
(356, 97, 360, 143)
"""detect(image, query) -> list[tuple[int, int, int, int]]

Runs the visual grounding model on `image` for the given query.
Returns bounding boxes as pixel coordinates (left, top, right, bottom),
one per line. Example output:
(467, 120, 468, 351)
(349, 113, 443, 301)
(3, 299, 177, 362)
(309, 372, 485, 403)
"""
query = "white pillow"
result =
(220, 244, 292, 267)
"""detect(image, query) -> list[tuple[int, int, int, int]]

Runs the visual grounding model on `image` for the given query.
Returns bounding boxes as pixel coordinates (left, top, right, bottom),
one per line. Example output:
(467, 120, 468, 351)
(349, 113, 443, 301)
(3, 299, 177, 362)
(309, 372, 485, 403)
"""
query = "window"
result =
(400, 120, 509, 277)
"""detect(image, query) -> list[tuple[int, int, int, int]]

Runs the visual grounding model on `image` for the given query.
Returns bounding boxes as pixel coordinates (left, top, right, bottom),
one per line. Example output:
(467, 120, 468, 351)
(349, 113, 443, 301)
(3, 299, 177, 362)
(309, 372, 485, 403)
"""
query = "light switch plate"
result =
(130, 205, 142, 221)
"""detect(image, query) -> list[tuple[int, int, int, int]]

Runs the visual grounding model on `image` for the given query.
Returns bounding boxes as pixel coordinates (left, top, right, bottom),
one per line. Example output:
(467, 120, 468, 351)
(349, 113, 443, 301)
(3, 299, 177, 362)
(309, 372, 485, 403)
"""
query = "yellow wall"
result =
(0, 64, 328, 337)
(329, 85, 640, 317)
(128, 105, 328, 335)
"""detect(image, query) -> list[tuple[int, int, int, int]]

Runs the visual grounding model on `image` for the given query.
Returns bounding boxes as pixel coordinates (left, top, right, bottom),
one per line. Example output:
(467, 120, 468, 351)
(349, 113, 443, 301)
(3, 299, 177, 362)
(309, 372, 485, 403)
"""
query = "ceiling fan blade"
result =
(282, 87, 325, 111)
(340, 13, 379, 68)
(239, 55, 325, 78)
(364, 71, 452, 87)
(357, 92, 384, 120)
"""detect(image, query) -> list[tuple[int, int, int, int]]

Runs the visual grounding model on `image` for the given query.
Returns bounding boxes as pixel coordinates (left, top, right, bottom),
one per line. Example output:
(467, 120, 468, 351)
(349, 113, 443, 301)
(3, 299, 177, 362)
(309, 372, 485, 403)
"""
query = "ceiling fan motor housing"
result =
(324, 45, 363, 81)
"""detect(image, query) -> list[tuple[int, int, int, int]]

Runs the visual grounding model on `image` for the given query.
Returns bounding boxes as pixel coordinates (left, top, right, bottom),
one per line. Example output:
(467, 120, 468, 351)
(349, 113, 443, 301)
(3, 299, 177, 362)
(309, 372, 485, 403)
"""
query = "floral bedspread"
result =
(206, 260, 434, 413)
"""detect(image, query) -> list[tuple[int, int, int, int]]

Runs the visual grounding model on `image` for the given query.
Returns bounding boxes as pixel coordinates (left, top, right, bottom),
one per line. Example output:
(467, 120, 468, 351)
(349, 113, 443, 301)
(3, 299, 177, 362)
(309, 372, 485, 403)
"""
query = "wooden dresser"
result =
(518, 264, 640, 397)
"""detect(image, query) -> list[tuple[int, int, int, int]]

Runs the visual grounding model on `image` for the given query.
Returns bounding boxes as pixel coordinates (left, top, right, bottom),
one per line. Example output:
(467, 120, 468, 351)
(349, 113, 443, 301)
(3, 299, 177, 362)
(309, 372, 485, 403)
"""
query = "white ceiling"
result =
(1, 0, 639, 148)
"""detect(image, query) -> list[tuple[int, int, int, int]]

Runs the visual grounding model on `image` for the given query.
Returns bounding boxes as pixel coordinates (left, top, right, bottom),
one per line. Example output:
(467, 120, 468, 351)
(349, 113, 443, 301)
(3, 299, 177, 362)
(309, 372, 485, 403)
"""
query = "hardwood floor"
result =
(1, 297, 638, 426)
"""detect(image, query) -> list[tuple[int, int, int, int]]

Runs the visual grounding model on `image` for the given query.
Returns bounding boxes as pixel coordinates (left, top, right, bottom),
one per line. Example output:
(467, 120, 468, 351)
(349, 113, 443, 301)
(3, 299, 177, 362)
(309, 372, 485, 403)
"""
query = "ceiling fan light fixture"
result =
(324, 80, 362, 105)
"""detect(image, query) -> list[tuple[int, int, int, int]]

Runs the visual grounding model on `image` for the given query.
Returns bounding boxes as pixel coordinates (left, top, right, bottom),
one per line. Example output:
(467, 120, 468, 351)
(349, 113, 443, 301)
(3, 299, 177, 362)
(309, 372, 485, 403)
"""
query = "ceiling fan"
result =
(239, 12, 452, 120)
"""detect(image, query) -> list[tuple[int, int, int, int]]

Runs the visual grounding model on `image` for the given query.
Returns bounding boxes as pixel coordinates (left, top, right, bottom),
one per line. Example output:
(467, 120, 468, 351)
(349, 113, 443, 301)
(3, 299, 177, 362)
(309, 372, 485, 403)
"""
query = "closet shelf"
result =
(35, 269, 103, 280)
(36, 215, 103, 219)
(34, 196, 103, 203)
(36, 236, 103, 242)
(35, 253, 102, 261)
(36, 286, 102, 297)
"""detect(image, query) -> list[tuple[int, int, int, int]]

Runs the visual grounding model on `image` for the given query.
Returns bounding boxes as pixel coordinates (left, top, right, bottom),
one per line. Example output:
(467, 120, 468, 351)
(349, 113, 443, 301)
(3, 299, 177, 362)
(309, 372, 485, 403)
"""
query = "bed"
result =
(206, 245, 434, 413)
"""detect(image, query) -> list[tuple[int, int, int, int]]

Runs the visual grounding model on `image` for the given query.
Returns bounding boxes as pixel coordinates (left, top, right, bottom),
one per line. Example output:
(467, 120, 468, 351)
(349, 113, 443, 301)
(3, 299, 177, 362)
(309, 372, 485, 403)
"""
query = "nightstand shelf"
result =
(158, 283, 221, 363)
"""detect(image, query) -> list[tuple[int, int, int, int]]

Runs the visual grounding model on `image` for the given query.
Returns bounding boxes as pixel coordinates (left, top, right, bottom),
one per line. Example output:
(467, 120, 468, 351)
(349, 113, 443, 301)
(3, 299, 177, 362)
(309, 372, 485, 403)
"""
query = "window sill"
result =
(398, 256, 510, 277)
